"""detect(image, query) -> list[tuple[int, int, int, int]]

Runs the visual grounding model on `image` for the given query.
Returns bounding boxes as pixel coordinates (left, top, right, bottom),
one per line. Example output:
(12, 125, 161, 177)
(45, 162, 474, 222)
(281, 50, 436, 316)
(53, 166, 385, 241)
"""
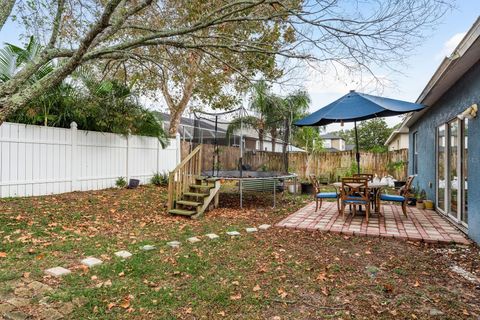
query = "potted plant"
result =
(387, 161, 407, 188)
(415, 190, 426, 209)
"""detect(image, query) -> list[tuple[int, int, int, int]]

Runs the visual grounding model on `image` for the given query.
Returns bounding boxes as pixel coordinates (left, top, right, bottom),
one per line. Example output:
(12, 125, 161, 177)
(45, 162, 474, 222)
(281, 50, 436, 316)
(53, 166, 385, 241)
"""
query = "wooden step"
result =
(176, 200, 202, 207)
(189, 184, 213, 189)
(183, 192, 209, 197)
(196, 176, 220, 183)
(168, 209, 196, 216)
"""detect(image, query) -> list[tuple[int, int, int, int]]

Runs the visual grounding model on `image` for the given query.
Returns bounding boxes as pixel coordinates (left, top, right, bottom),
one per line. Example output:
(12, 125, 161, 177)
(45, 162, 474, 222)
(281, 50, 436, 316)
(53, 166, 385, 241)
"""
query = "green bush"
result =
(151, 172, 169, 186)
(115, 177, 127, 188)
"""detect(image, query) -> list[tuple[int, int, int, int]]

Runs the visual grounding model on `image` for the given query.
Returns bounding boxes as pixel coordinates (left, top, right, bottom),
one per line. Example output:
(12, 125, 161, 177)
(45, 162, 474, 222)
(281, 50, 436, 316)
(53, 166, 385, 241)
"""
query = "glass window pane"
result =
(413, 132, 418, 174)
(449, 121, 458, 217)
(437, 125, 445, 211)
(463, 119, 468, 224)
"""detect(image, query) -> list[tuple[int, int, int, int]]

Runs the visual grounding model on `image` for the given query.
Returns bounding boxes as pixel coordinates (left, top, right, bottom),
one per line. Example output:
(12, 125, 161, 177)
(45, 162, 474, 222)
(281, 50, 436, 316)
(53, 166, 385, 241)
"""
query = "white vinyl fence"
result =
(0, 122, 181, 198)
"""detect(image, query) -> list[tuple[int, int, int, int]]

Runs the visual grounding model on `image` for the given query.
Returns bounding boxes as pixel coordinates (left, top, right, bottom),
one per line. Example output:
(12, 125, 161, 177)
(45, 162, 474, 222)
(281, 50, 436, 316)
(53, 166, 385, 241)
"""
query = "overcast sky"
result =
(0, 2, 478, 132)
(301, 2, 479, 132)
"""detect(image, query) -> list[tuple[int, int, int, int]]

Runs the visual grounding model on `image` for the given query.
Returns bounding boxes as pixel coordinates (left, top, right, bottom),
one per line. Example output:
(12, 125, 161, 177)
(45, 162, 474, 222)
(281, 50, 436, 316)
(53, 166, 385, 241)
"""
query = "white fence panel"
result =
(0, 122, 180, 198)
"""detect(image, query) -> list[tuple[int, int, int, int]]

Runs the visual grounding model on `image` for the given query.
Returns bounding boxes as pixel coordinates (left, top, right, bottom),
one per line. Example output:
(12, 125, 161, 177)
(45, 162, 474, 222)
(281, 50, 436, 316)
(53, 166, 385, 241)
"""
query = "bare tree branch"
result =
(0, 0, 453, 126)
(0, 0, 15, 31)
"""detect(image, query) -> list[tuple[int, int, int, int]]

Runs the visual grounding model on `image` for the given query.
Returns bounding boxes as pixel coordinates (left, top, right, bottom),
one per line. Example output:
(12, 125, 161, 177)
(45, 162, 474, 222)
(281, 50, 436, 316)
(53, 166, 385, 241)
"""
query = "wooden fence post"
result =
(126, 133, 131, 182)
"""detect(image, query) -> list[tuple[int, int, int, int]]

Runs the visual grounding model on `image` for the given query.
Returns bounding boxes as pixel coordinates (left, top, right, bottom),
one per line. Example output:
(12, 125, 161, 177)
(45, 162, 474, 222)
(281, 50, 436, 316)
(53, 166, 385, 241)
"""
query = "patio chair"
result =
(309, 174, 339, 212)
(353, 173, 375, 209)
(353, 173, 374, 181)
(340, 177, 371, 222)
(379, 175, 415, 217)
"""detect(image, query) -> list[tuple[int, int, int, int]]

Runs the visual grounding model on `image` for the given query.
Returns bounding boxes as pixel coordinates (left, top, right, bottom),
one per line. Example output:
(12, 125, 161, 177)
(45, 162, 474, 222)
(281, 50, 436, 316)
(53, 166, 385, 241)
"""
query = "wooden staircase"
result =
(167, 145, 220, 218)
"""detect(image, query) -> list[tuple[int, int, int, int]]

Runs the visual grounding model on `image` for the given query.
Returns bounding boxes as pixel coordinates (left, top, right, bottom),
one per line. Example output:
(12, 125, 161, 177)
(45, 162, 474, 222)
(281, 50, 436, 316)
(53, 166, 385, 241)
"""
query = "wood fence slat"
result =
(182, 142, 408, 181)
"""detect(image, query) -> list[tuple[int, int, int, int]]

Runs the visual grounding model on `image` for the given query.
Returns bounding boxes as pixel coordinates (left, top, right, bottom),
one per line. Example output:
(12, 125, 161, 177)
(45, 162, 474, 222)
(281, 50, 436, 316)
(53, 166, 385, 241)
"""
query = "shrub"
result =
(151, 172, 169, 186)
(115, 177, 127, 188)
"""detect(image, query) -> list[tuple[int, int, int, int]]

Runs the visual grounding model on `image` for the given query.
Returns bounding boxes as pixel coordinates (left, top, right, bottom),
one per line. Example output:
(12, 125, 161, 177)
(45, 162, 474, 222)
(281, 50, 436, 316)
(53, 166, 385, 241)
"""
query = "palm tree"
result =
(0, 37, 60, 126)
(0, 36, 53, 84)
(227, 80, 280, 151)
(281, 90, 311, 152)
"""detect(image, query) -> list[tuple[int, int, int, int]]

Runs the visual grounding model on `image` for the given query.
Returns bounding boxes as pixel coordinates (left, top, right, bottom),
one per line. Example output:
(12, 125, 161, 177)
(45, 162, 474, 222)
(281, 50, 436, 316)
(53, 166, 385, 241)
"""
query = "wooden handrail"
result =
(167, 145, 202, 210)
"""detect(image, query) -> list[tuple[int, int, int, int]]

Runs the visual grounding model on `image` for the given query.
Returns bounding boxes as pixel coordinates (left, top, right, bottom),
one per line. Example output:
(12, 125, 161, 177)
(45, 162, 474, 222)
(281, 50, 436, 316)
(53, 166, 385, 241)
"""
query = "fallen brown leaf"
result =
(230, 293, 242, 300)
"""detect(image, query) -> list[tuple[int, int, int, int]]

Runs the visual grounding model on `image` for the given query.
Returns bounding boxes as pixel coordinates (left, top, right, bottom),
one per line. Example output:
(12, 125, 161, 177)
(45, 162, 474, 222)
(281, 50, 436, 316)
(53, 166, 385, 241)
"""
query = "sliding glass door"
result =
(461, 119, 468, 226)
(436, 118, 468, 227)
(436, 125, 446, 213)
(448, 120, 459, 219)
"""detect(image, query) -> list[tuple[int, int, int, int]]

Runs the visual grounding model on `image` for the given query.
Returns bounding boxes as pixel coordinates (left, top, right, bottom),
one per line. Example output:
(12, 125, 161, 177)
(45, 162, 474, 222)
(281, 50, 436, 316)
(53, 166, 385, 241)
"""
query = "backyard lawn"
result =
(0, 185, 479, 319)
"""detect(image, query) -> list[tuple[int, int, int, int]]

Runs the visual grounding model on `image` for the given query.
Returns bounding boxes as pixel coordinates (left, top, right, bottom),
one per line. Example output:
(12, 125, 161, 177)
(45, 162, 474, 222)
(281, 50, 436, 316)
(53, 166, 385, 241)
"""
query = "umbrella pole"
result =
(354, 121, 360, 174)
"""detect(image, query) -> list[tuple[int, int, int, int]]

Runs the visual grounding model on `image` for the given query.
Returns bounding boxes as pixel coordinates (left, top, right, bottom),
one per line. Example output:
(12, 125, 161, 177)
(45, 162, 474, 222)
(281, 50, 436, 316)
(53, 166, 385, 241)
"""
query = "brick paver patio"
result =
(276, 202, 470, 244)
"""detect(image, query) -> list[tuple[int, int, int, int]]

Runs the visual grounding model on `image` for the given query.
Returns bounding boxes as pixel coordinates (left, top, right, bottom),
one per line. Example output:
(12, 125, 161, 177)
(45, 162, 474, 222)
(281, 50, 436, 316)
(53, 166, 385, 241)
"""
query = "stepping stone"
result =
(226, 231, 241, 236)
(258, 224, 271, 230)
(45, 267, 72, 277)
(81, 257, 103, 268)
(114, 250, 132, 259)
(187, 237, 201, 243)
(246, 227, 258, 233)
(140, 245, 156, 251)
(167, 241, 181, 248)
(205, 233, 219, 239)
(429, 308, 444, 316)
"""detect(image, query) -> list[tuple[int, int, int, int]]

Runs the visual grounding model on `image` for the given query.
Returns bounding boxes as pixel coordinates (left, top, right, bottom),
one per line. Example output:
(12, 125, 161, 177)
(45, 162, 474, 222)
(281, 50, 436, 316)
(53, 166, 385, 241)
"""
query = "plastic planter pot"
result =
(394, 181, 406, 189)
(301, 182, 314, 195)
(424, 200, 434, 210)
(128, 179, 140, 189)
(288, 183, 301, 194)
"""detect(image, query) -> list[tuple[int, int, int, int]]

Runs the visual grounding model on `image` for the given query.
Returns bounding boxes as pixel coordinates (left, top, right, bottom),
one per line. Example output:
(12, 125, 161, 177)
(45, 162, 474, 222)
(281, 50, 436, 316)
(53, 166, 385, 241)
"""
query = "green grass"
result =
(0, 186, 479, 319)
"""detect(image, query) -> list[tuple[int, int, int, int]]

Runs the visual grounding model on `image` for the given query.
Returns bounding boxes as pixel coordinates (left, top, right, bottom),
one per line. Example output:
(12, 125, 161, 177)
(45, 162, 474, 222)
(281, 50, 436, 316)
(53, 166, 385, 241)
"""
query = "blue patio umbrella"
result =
(295, 90, 425, 174)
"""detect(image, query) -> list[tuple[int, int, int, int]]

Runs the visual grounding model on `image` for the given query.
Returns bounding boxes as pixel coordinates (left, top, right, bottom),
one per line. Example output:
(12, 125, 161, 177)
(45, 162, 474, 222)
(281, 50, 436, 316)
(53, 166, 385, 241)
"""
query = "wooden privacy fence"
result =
(182, 142, 409, 181)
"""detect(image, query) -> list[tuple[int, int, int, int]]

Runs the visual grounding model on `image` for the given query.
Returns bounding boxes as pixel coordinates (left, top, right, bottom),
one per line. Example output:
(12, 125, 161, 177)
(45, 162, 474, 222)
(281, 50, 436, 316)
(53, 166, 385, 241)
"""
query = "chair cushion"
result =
(316, 192, 338, 199)
(380, 194, 405, 202)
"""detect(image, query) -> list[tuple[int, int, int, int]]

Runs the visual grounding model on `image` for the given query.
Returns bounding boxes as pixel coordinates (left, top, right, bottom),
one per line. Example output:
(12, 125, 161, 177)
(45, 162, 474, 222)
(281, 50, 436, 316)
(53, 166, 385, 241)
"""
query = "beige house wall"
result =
(387, 133, 409, 151)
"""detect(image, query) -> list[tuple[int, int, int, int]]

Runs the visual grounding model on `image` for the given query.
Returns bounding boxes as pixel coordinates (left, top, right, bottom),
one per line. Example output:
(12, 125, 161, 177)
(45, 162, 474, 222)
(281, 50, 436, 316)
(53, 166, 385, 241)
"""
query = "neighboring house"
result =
(345, 144, 356, 151)
(320, 133, 346, 151)
(157, 112, 304, 153)
(405, 17, 480, 243)
(385, 125, 409, 151)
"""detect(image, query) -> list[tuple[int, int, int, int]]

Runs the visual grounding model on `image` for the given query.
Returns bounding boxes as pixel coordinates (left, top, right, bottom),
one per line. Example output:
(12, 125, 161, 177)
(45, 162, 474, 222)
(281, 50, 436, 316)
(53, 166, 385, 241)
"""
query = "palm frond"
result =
(0, 46, 17, 82)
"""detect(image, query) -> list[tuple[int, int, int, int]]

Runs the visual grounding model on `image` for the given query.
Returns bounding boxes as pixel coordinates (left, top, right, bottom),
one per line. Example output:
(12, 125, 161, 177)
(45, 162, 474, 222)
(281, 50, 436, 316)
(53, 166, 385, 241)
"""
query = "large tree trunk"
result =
(168, 108, 184, 137)
(258, 128, 264, 151)
(161, 53, 199, 138)
(0, 0, 122, 126)
(0, 0, 15, 31)
(270, 128, 277, 152)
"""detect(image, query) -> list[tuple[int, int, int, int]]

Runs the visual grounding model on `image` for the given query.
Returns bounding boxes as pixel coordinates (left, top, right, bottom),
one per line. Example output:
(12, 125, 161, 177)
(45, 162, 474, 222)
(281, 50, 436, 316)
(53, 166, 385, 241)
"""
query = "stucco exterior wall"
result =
(408, 62, 480, 243)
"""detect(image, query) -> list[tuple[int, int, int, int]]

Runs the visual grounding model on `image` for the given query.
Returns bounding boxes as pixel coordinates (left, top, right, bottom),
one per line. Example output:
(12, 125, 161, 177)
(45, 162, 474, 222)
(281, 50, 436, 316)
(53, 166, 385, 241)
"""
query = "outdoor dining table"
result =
(332, 181, 389, 214)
